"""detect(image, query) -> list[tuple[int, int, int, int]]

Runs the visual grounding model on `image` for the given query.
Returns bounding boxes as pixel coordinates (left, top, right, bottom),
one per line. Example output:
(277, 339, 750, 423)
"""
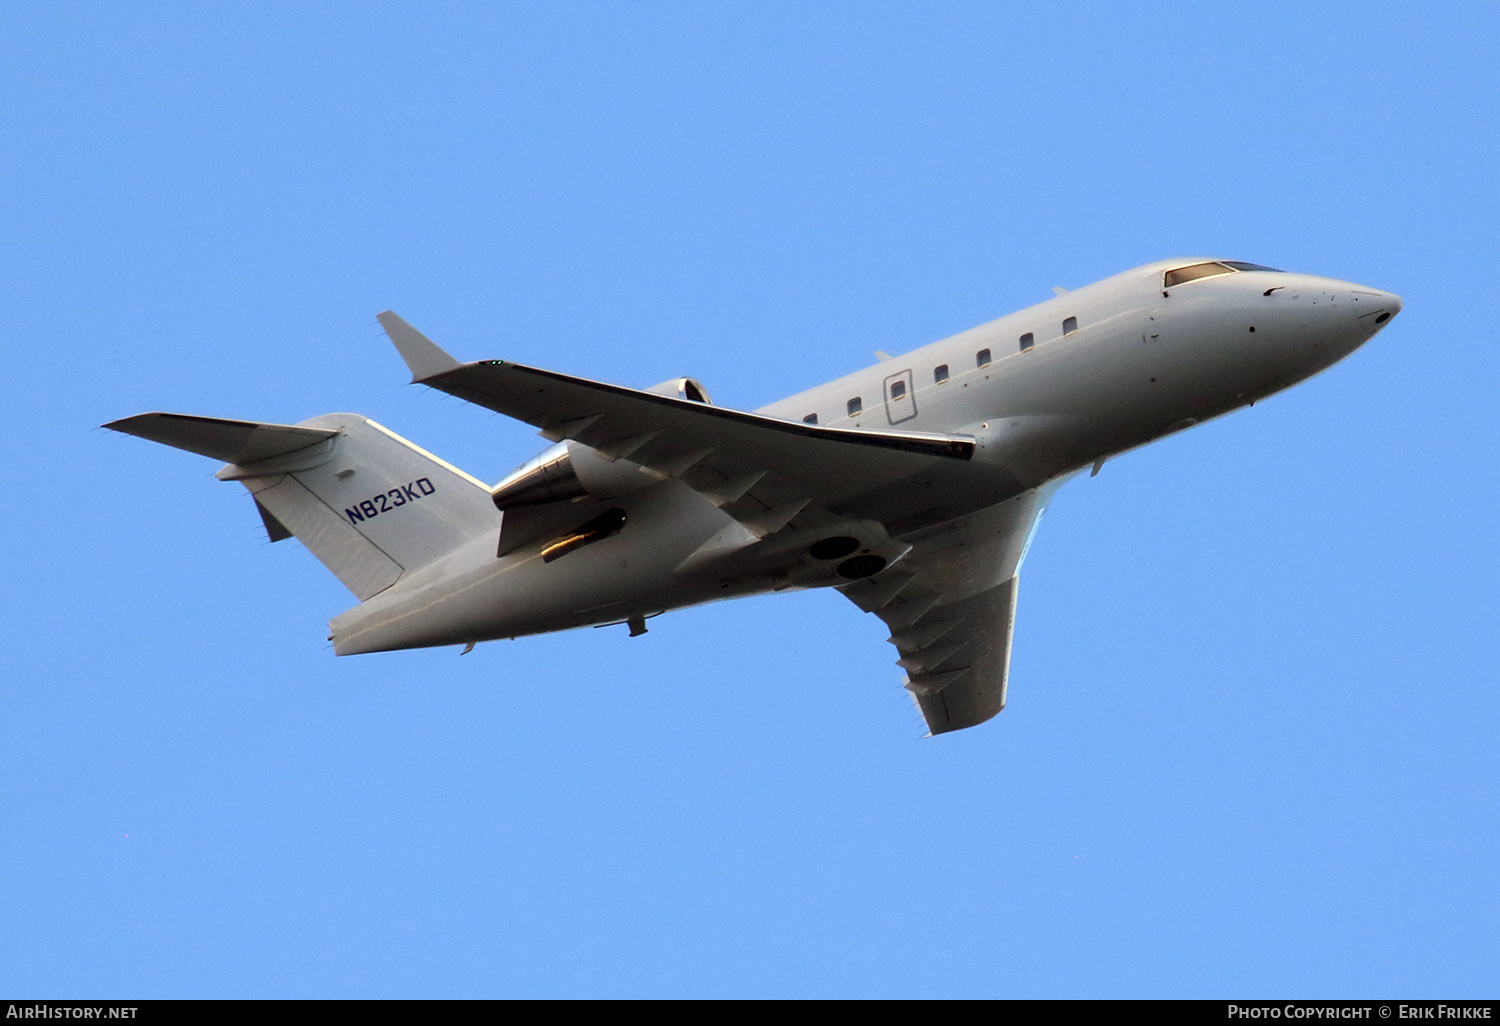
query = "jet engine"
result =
(643, 377, 712, 404)
(490, 377, 712, 511)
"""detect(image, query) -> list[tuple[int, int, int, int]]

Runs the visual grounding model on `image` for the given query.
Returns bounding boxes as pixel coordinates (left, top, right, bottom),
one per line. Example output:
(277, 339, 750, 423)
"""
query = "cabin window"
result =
(847, 397, 862, 417)
(934, 364, 949, 383)
(1019, 333, 1034, 352)
(976, 349, 991, 368)
(890, 380, 907, 400)
(803, 413, 818, 425)
(1063, 316, 1078, 335)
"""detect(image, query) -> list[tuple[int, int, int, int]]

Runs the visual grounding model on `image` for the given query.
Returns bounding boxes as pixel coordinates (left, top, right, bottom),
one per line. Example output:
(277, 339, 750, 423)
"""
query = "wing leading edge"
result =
(376, 312, 980, 533)
(376, 312, 1065, 735)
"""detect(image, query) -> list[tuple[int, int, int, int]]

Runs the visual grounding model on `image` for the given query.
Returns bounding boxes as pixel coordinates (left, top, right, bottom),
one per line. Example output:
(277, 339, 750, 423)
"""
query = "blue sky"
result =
(3, 2, 1497, 997)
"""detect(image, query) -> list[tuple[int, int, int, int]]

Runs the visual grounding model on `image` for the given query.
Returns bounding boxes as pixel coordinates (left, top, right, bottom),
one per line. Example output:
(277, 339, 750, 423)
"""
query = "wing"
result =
(377, 311, 1066, 734)
(838, 481, 1064, 734)
(377, 313, 1001, 538)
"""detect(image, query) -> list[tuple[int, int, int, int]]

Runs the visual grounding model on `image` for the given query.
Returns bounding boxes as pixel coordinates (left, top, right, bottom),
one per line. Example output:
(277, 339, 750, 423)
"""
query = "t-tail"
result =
(104, 412, 499, 599)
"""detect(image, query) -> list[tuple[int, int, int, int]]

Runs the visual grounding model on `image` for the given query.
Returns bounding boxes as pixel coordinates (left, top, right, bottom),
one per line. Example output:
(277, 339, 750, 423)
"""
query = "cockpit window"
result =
(1164, 262, 1235, 287)
(1164, 260, 1286, 288)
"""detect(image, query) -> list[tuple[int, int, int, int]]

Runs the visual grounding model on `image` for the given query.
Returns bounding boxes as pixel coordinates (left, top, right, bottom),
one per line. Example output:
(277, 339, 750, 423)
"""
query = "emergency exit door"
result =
(883, 369, 917, 424)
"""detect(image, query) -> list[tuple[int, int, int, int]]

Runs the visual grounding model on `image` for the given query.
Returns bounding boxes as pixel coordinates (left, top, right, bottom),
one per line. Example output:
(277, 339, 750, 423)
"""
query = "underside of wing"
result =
(376, 312, 1067, 735)
(903, 579, 1017, 734)
(838, 483, 1063, 734)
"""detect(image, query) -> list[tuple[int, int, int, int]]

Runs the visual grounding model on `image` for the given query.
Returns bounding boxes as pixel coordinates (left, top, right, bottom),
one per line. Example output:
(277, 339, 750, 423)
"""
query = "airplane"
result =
(105, 258, 1401, 735)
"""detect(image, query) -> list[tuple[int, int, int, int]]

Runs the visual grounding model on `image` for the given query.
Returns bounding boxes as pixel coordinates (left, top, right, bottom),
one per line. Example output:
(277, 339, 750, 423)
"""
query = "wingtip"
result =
(102, 411, 178, 436)
(376, 310, 462, 382)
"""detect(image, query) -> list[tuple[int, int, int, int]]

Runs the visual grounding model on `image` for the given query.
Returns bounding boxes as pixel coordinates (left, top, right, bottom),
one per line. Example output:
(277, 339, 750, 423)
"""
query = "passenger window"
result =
(976, 349, 991, 367)
(847, 397, 862, 417)
(934, 364, 949, 383)
(803, 413, 818, 425)
(1063, 316, 1078, 335)
(1019, 333, 1034, 352)
(890, 380, 907, 400)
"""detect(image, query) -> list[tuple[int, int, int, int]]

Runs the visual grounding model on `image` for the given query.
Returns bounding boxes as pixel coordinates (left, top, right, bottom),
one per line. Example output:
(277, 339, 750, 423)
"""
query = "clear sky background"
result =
(3, 1, 1497, 998)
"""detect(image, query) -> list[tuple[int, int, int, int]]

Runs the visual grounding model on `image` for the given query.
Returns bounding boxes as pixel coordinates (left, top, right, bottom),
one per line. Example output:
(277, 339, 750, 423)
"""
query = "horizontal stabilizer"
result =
(104, 413, 336, 464)
(377, 311, 461, 382)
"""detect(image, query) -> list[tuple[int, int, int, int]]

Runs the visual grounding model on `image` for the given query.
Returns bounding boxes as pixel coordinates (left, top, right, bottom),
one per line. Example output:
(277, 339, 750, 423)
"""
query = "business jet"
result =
(106, 258, 1400, 734)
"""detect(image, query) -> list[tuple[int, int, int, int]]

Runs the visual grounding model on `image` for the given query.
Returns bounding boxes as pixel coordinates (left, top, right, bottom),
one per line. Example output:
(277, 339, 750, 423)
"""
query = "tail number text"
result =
(345, 478, 436, 524)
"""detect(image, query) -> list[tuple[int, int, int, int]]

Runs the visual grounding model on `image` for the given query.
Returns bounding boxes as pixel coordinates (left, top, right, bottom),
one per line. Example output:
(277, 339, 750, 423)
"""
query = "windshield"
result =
(1164, 260, 1285, 287)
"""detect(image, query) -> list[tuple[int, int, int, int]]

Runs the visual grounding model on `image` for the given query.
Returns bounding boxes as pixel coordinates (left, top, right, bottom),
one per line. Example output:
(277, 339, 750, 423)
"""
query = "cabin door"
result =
(883, 369, 917, 425)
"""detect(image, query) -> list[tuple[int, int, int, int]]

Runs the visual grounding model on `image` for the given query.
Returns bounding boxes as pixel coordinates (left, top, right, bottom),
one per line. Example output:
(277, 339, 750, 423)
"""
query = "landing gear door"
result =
(883, 369, 917, 425)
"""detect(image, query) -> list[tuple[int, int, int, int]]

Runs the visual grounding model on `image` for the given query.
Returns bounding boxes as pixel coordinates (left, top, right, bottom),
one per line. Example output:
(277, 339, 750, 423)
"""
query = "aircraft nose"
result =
(1355, 286, 1402, 329)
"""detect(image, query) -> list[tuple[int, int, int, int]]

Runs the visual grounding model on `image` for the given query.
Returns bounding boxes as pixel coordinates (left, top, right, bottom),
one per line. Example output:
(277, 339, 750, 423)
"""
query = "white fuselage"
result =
(764, 258, 1394, 470)
(328, 258, 1400, 654)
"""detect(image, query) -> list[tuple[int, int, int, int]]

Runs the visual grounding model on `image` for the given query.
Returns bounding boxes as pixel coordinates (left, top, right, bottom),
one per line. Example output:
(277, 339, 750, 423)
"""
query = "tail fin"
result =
(106, 412, 499, 599)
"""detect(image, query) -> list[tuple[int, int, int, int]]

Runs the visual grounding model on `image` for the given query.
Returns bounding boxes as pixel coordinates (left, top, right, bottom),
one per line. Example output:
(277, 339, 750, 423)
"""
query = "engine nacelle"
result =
(490, 440, 663, 510)
(490, 377, 713, 510)
(644, 377, 712, 404)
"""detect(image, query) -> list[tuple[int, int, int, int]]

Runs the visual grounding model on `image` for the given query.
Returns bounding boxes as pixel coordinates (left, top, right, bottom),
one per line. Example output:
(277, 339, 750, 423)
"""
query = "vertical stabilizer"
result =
(230, 414, 500, 597)
(107, 412, 500, 600)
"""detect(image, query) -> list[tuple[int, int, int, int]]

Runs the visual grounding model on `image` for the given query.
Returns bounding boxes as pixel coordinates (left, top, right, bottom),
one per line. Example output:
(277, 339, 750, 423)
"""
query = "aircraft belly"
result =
(330, 480, 736, 653)
(826, 463, 1026, 533)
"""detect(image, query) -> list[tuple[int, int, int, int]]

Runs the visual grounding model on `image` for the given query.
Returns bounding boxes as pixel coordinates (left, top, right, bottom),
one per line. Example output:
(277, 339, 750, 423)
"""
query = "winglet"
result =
(377, 311, 462, 382)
